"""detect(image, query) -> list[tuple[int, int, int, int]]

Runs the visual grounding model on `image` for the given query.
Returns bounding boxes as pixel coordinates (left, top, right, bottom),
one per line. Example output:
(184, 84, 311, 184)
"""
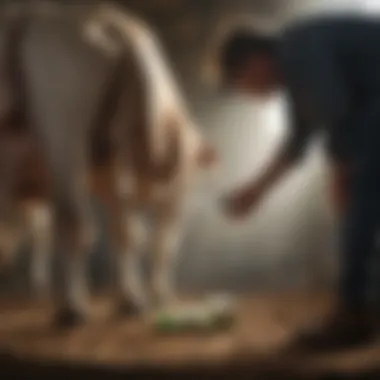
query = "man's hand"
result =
(223, 184, 264, 219)
(223, 144, 294, 220)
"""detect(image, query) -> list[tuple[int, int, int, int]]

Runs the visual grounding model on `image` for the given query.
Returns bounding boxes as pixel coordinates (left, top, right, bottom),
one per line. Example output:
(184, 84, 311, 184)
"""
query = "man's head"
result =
(218, 29, 279, 97)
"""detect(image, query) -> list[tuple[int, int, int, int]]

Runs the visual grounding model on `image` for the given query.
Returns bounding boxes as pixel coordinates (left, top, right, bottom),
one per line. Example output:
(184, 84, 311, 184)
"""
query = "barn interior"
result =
(1, 0, 380, 379)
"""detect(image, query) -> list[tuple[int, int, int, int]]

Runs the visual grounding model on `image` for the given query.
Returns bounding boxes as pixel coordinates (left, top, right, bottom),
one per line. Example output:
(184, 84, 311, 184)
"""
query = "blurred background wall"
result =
(2, 0, 378, 295)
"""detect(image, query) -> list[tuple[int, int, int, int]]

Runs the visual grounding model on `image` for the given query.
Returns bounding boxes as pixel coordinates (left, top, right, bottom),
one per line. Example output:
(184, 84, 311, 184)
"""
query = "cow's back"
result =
(0, 2, 209, 206)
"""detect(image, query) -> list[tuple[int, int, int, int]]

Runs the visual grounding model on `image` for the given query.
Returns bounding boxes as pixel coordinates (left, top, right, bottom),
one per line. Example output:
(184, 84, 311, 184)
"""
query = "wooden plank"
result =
(1, 293, 380, 378)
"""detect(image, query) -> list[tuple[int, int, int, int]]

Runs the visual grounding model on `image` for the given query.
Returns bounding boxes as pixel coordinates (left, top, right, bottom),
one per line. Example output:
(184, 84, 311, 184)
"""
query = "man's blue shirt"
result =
(277, 15, 380, 162)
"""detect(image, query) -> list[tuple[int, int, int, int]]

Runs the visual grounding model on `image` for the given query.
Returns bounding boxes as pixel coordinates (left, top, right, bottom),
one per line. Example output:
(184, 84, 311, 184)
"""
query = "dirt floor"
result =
(0, 293, 380, 379)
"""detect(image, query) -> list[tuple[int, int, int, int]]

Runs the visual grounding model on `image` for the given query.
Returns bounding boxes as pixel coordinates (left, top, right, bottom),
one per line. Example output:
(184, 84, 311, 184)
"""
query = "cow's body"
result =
(0, 2, 216, 326)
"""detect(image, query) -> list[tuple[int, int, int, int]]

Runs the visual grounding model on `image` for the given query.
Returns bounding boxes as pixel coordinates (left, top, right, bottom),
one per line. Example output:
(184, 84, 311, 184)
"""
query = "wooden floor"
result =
(0, 294, 380, 379)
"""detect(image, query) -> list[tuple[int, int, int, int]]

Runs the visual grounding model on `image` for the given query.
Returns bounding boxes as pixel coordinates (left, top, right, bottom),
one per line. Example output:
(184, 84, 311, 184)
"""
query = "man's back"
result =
(280, 15, 380, 96)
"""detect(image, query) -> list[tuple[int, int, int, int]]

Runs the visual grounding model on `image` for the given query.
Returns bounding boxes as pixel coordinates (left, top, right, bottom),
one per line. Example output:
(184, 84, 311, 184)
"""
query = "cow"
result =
(0, 2, 217, 327)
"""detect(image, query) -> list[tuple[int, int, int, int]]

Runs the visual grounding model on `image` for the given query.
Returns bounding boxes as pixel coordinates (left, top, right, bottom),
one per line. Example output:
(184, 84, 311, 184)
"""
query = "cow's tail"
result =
(117, 13, 182, 182)
(91, 6, 182, 181)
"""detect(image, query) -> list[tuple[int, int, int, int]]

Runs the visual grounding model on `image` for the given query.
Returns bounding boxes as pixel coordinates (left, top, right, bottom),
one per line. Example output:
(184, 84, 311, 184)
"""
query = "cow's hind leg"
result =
(24, 201, 53, 299)
(29, 119, 95, 328)
(107, 196, 148, 317)
(94, 164, 148, 317)
(21, 14, 118, 327)
(53, 166, 95, 328)
(49, 160, 95, 327)
(149, 201, 186, 309)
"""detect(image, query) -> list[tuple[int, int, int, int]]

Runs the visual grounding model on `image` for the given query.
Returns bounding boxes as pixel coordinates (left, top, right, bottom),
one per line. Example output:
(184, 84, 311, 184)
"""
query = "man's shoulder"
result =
(281, 13, 375, 40)
(278, 12, 380, 66)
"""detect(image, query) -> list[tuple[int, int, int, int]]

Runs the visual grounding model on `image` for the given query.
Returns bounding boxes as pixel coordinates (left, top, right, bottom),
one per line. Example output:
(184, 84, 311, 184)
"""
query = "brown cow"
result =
(0, 2, 217, 327)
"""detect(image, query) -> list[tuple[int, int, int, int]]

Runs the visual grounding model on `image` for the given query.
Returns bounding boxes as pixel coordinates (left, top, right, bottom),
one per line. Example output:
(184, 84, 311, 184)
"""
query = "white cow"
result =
(0, 2, 217, 327)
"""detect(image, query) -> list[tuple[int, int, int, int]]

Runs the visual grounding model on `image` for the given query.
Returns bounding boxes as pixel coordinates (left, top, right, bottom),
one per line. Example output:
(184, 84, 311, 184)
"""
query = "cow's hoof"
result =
(116, 299, 144, 319)
(54, 308, 87, 329)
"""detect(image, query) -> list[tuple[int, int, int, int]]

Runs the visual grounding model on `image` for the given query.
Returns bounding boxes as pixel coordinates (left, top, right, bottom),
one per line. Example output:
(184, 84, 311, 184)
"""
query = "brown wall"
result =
(115, 0, 283, 109)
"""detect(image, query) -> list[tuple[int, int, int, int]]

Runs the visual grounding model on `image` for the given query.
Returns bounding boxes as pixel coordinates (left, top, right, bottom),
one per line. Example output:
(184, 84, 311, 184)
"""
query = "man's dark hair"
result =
(219, 29, 277, 86)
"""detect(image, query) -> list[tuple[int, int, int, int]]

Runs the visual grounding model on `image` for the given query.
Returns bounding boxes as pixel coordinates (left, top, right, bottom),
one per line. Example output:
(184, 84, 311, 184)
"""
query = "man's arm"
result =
(246, 91, 313, 194)
(225, 31, 350, 217)
(305, 41, 353, 214)
(258, 35, 352, 193)
(223, 98, 312, 218)
(224, 91, 314, 218)
(298, 37, 350, 161)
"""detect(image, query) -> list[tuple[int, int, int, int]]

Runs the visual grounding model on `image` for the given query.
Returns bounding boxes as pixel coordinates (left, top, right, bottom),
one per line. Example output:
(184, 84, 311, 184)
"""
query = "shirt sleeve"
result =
(281, 92, 313, 163)
(303, 43, 349, 162)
